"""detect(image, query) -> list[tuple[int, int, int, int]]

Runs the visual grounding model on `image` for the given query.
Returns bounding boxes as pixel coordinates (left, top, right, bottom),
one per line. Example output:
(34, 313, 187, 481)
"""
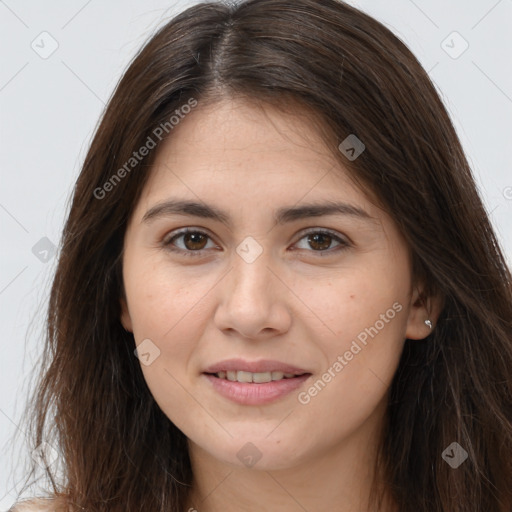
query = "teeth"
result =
(237, 371, 253, 383)
(215, 370, 301, 383)
(252, 372, 271, 383)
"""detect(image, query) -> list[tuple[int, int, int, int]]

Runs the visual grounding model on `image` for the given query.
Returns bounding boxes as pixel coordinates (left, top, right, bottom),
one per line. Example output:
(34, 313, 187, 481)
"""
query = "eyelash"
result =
(162, 227, 351, 258)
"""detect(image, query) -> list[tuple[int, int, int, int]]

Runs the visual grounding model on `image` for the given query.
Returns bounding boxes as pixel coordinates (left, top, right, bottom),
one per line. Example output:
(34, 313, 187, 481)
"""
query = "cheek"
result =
(294, 257, 408, 339)
(293, 263, 408, 416)
(123, 260, 214, 432)
(123, 258, 215, 398)
(124, 255, 216, 340)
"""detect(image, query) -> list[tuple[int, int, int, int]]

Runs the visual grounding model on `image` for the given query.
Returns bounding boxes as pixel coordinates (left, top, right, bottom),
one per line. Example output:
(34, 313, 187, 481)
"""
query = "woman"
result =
(12, 0, 512, 510)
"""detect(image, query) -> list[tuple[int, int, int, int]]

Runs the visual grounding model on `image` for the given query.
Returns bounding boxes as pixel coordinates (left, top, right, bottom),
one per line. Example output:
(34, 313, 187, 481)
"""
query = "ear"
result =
(405, 284, 444, 340)
(120, 296, 133, 332)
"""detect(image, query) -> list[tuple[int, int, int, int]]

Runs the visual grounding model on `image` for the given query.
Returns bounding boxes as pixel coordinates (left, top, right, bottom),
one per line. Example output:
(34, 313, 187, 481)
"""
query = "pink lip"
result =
(203, 373, 311, 405)
(203, 358, 309, 375)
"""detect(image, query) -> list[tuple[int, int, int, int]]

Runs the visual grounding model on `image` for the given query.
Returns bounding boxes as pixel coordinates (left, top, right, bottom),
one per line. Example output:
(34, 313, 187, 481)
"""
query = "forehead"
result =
(139, 98, 372, 208)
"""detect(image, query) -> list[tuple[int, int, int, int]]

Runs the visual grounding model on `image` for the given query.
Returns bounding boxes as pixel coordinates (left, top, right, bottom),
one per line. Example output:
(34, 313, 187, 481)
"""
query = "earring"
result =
(424, 319, 433, 330)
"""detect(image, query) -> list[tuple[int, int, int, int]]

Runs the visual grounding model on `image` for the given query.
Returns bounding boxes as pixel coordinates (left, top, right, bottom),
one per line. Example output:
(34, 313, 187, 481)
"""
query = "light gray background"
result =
(1, 0, 511, 508)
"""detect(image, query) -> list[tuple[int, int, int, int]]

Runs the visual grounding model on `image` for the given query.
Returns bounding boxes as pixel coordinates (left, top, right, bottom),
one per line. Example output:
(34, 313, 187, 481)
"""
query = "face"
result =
(120, 98, 431, 471)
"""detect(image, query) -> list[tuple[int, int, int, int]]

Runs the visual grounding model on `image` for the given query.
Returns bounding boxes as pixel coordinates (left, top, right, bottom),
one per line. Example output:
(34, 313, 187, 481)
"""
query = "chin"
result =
(195, 433, 311, 471)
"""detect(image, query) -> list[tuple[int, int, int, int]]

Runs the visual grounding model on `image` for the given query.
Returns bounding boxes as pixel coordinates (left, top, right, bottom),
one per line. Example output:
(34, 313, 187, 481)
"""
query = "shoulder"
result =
(10, 497, 67, 512)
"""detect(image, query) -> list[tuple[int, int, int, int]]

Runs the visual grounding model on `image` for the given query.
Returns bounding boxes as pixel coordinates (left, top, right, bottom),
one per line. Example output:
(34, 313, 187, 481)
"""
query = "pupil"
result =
(185, 233, 207, 250)
(308, 233, 331, 251)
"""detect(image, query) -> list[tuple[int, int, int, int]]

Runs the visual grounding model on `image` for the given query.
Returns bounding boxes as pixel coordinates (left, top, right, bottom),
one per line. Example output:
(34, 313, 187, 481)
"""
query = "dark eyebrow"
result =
(142, 200, 231, 225)
(275, 200, 375, 224)
(142, 199, 376, 226)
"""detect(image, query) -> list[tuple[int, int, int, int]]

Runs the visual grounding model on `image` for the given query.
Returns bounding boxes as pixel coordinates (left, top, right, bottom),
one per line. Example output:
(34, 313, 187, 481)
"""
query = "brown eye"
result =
(163, 229, 215, 256)
(307, 232, 333, 251)
(181, 232, 208, 250)
(293, 230, 350, 254)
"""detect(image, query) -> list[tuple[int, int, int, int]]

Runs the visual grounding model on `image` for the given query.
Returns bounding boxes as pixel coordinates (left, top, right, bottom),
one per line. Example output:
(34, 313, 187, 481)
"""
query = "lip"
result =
(203, 358, 309, 375)
(203, 373, 311, 405)
(202, 359, 312, 405)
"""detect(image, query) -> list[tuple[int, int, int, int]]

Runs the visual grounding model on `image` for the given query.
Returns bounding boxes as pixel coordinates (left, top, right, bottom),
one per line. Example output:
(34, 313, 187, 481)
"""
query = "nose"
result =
(213, 249, 292, 340)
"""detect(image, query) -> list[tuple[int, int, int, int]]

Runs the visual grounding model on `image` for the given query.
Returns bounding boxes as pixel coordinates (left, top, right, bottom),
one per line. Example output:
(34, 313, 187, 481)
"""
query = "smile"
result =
(212, 370, 306, 383)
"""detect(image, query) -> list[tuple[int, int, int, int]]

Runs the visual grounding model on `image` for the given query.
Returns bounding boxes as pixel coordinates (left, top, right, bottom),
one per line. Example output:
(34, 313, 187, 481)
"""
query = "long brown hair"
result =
(15, 0, 512, 510)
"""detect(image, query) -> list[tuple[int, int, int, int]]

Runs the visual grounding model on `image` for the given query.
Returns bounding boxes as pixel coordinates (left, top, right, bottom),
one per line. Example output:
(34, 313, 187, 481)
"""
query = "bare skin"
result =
(119, 98, 441, 511)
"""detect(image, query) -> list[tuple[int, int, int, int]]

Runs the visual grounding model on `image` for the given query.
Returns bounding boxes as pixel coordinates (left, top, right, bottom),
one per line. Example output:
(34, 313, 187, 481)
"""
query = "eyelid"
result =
(162, 226, 216, 243)
(294, 227, 351, 245)
(290, 228, 351, 254)
(162, 227, 219, 253)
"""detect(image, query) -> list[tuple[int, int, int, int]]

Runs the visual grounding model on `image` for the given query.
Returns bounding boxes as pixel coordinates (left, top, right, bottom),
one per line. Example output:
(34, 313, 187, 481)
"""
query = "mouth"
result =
(202, 359, 312, 405)
(205, 370, 309, 383)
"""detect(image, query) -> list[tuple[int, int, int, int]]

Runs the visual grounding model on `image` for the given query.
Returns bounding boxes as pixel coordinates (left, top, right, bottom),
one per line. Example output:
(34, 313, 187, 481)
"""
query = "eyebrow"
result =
(141, 198, 376, 226)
